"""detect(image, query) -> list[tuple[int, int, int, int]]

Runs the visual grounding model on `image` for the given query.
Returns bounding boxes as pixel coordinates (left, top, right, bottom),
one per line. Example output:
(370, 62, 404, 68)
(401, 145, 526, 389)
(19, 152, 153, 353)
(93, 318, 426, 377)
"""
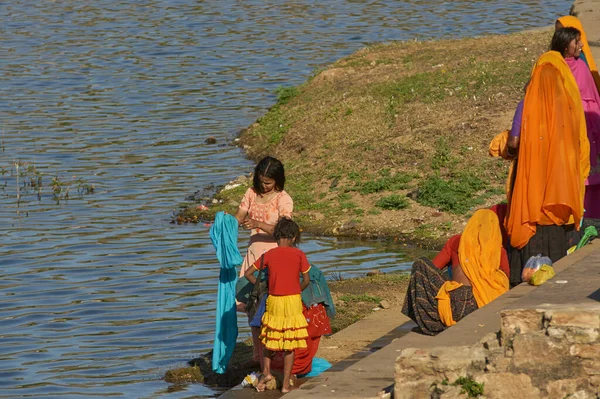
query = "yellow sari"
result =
(436, 210, 509, 326)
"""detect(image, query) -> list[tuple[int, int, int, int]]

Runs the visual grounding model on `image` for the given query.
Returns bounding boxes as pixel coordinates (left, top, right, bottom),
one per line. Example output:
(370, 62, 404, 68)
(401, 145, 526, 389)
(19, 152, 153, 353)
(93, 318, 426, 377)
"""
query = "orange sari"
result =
(506, 51, 589, 249)
(557, 15, 600, 93)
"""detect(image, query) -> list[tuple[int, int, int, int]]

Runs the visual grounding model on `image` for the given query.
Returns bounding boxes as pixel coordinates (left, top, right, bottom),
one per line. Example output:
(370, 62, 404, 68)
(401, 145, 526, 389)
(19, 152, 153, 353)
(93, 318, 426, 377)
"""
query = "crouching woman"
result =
(401, 209, 509, 335)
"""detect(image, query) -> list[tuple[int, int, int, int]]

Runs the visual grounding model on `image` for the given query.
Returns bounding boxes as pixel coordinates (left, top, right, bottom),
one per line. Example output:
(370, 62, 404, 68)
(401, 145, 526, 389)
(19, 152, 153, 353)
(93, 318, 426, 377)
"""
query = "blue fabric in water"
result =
(210, 212, 243, 374)
(298, 357, 332, 378)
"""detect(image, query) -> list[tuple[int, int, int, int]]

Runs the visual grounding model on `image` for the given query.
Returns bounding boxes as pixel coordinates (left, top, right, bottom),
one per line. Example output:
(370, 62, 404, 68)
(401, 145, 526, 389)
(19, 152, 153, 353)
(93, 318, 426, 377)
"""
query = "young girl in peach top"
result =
(234, 156, 293, 366)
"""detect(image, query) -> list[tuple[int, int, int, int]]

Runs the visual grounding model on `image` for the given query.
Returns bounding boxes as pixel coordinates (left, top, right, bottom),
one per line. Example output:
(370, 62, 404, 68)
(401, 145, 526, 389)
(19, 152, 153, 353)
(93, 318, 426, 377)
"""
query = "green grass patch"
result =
(349, 169, 414, 195)
(376, 195, 410, 210)
(339, 294, 382, 303)
(416, 173, 488, 214)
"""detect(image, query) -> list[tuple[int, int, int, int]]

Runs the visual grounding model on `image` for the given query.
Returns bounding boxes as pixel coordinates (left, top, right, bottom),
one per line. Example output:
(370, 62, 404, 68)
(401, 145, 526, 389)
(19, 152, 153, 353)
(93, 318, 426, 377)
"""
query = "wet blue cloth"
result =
(298, 357, 332, 378)
(210, 212, 243, 374)
(248, 293, 268, 328)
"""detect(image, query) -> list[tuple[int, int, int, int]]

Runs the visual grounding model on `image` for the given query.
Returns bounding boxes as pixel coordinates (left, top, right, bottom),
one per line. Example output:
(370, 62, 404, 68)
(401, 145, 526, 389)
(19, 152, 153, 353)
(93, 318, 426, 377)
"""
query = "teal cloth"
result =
(210, 212, 243, 374)
(301, 265, 336, 319)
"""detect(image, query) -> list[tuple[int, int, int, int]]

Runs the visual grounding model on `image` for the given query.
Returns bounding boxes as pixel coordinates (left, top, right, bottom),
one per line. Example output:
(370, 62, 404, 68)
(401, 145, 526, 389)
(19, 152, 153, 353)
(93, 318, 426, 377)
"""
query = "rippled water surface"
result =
(1, 0, 570, 397)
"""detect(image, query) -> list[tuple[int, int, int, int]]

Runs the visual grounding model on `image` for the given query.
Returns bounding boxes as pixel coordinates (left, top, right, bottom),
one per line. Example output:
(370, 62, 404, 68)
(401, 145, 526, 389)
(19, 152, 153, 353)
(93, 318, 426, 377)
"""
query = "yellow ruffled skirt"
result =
(260, 294, 308, 351)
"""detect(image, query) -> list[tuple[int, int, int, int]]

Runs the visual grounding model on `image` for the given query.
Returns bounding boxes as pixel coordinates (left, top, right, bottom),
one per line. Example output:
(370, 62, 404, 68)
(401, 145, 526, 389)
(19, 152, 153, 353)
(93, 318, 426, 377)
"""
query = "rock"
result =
(164, 366, 204, 383)
(341, 220, 359, 231)
(406, 189, 420, 200)
(500, 309, 544, 346)
(570, 343, 600, 359)
(367, 270, 384, 276)
(204, 136, 217, 144)
(546, 378, 587, 398)
(329, 177, 339, 189)
(379, 300, 391, 309)
(475, 373, 540, 399)
(547, 309, 600, 329)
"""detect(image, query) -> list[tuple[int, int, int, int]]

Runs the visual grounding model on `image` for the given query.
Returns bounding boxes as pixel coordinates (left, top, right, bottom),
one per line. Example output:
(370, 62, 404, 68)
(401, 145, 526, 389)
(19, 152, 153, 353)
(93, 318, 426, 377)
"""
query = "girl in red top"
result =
(244, 217, 310, 393)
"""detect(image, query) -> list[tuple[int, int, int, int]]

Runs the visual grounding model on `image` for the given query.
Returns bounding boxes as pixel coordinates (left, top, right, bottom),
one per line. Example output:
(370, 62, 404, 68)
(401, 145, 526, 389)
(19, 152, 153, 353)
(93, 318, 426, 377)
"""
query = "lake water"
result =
(1, 0, 570, 398)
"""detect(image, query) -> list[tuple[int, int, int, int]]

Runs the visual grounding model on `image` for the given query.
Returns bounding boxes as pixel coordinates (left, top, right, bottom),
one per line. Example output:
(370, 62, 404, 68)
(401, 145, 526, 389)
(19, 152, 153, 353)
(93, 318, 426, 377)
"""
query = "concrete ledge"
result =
(284, 241, 599, 398)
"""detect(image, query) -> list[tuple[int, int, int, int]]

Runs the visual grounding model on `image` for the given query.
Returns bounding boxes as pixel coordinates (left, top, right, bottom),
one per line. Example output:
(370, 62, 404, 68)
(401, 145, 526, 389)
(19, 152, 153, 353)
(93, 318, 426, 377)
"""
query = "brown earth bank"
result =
(176, 27, 554, 248)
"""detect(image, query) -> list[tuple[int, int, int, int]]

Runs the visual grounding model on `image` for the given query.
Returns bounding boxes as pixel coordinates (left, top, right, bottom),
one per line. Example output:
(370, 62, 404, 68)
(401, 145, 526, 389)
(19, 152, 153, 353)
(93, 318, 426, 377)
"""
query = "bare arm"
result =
(234, 207, 248, 225)
(244, 265, 258, 285)
(241, 219, 275, 234)
(507, 135, 520, 158)
(300, 272, 310, 291)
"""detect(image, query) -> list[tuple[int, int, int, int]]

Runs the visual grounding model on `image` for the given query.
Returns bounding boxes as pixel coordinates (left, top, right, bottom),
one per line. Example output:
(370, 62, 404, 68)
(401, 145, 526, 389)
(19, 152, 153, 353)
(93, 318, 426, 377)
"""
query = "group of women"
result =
(402, 16, 600, 336)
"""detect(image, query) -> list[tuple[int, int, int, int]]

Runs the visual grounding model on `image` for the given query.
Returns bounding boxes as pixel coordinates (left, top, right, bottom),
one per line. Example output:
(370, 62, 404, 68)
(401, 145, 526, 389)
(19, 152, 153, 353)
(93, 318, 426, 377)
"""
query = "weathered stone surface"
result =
(479, 332, 500, 351)
(582, 360, 600, 376)
(475, 373, 540, 399)
(500, 309, 543, 346)
(438, 385, 467, 399)
(393, 380, 433, 399)
(568, 390, 597, 399)
(545, 378, 586, 398)
(511, 332, 584, 384)
(559, 327, 599, 344)
(546, 309, 600, 329)
(395, 346, 486, 398)
(570, 343, 600, 359)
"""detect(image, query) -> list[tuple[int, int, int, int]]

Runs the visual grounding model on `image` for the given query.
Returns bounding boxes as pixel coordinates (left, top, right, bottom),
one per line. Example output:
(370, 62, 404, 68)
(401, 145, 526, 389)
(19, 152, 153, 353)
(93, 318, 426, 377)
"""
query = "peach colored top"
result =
(238, 188, 293, 276)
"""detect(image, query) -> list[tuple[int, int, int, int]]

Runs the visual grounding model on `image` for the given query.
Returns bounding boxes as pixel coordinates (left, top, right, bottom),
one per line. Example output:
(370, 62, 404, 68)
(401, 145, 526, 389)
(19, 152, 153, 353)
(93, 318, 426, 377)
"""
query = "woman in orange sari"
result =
(402, 210, 509, 335)
(505, 51, 590, 285)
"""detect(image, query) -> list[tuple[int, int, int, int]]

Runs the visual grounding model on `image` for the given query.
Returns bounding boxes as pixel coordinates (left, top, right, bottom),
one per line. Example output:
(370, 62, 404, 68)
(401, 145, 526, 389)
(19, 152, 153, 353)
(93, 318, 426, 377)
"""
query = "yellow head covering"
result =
(436, 209, 509, 326)
(557, 15, 600, 92)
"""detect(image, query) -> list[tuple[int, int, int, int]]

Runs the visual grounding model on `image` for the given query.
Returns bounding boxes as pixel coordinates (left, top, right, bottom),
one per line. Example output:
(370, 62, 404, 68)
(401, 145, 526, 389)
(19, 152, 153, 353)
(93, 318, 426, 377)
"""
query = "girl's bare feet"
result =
(256, 374, 272, 392)
(281, 385, 297, 394)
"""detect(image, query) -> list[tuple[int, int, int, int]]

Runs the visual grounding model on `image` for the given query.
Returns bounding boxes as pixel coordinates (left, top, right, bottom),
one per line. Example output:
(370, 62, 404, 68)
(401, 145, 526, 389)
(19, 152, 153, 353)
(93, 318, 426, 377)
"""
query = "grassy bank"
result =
(177, 27, 553, 246)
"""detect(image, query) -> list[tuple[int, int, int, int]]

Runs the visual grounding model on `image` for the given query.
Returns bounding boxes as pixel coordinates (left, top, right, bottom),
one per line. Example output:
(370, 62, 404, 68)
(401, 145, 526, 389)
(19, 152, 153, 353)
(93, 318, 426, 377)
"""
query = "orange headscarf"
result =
(436, 209, 509, 326)
(506, 51, 590, 249)
(557, 15, 600, 92)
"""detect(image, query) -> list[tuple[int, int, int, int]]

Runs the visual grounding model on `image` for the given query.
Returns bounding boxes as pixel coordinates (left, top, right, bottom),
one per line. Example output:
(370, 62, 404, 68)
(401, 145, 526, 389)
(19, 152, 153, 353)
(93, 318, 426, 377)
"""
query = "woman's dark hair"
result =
(273, 217, 300, 244)
(253, 156, 285, 194)
(550, 27, 581, 57)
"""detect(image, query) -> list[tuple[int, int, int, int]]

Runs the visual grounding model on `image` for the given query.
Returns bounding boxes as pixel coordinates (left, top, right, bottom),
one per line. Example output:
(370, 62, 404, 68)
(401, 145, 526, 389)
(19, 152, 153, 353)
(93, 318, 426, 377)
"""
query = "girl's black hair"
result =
(253, 156, 285, 194)
(550, 27, 581, 57)
(273, 217, 300, 245)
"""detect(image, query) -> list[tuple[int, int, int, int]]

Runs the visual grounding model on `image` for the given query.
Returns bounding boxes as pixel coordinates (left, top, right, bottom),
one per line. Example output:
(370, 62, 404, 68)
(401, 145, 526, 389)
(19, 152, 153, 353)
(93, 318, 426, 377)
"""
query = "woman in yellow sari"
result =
(505, 51, 590, 285)
(402, 210, 509, 335)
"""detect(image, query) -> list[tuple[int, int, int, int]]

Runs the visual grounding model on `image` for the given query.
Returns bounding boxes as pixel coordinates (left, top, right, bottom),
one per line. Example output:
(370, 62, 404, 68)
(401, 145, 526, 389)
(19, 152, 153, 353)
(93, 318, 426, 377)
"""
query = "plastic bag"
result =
(529, 265, 556, 286)
(521, 254, 552, 282)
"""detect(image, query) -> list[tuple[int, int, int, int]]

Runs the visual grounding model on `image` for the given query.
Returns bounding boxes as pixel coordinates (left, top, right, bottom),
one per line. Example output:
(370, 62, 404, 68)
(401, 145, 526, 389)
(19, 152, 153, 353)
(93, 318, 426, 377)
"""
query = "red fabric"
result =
(432, 234, 510, 278)
(489, 203, 509, 248)
(305, 304, 332, 337)
(253, 246, 311, 296)
(271, 304, 329, 375)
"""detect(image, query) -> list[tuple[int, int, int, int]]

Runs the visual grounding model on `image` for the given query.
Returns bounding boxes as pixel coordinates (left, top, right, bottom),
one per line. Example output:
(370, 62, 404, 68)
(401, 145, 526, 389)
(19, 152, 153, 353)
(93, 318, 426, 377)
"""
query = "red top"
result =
(253, 246, 311, 296)
(432, 234, 510, 278)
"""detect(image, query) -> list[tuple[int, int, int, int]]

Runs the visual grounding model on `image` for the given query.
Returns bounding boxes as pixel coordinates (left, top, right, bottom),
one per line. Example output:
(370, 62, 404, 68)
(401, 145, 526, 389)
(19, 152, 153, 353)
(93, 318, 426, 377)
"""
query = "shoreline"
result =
(176, 26, 555, 249)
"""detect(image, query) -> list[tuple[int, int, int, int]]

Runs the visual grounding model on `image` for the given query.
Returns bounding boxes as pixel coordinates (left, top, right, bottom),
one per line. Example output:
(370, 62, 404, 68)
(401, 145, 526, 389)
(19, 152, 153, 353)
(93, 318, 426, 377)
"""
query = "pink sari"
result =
(566, 57, 600, 218)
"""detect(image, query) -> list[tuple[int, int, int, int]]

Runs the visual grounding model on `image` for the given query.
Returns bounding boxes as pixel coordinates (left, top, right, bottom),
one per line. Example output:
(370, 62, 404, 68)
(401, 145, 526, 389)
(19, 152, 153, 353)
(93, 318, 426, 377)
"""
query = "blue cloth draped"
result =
(210, 212, 243, 374)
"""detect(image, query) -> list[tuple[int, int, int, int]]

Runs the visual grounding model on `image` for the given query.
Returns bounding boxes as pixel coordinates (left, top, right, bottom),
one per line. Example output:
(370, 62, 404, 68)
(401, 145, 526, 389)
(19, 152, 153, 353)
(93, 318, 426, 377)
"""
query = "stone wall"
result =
(394, 304, 600, 399)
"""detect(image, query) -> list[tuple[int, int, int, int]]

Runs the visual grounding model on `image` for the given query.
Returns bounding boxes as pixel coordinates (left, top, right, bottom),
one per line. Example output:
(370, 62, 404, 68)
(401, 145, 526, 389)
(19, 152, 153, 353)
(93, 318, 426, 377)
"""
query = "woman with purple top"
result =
(550, 27, 600, 219)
